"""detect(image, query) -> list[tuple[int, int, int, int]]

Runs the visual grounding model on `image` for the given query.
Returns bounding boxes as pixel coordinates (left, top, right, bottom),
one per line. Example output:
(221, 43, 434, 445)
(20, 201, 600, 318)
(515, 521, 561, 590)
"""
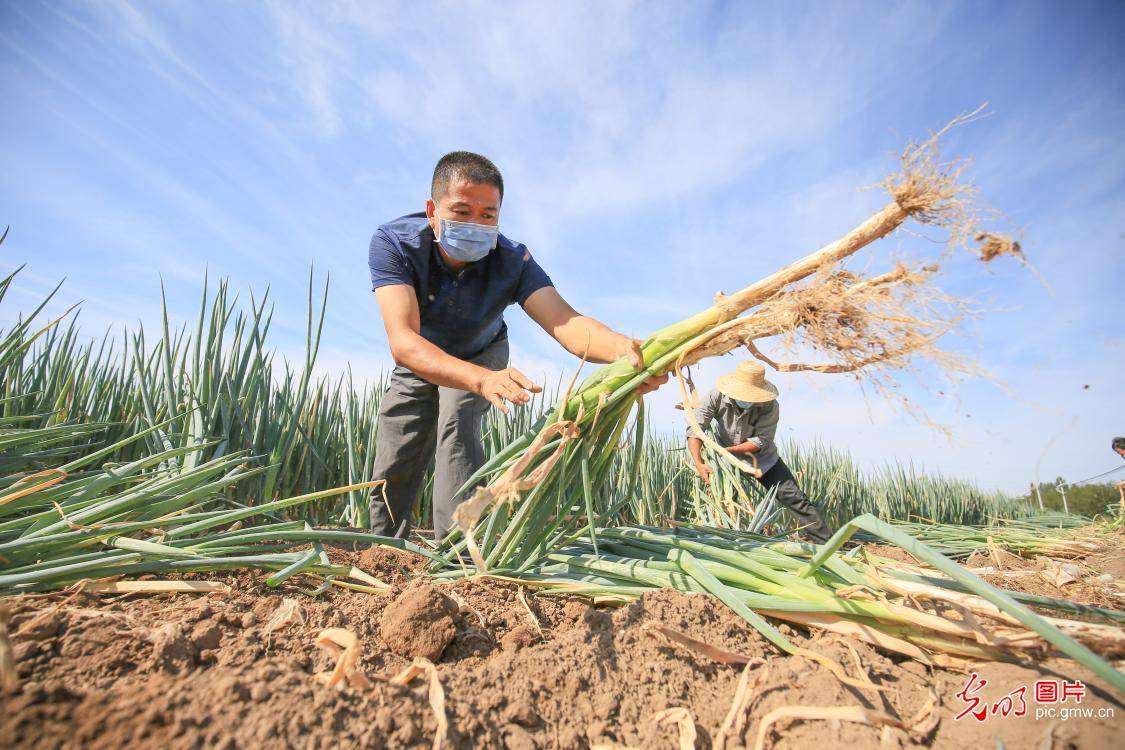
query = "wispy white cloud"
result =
(262, 2, 954, 222)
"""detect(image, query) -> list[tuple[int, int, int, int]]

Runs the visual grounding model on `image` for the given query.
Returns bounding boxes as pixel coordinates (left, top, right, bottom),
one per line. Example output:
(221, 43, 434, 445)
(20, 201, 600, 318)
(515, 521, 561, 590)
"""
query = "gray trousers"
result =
(754, 458, 833, 544)
(369, 337, 509, 540)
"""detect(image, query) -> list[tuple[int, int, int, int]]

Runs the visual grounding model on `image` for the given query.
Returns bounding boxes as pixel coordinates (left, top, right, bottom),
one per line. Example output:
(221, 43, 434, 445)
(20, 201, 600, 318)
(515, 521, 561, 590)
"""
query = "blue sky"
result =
(2, 0, 1123, 494)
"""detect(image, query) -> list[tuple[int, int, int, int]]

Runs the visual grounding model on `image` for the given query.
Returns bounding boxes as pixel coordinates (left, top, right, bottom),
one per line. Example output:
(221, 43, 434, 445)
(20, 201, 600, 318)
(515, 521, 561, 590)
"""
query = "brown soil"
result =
(1, 545, 1122, 750)
(964, 548, 1038, 571)
(959, 539, 1125, 621)
(1081, 543, 1125, 581)
(865, 544, 925, 566)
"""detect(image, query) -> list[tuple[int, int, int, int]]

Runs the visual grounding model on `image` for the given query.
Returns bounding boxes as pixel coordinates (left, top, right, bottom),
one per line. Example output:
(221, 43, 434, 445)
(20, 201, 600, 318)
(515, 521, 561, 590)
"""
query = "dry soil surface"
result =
(2, 538, 1123, 750)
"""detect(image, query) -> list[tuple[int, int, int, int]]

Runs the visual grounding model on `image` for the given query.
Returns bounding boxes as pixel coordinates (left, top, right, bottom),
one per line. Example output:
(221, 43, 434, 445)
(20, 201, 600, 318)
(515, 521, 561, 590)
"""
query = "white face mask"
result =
(437, 216, 498, 262)
(733, 399, 753, 409)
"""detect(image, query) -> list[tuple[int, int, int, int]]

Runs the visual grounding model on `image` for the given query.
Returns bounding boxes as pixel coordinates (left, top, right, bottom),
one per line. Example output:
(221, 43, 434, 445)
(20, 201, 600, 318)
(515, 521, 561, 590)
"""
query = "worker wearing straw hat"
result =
(686, 360, 833, 544)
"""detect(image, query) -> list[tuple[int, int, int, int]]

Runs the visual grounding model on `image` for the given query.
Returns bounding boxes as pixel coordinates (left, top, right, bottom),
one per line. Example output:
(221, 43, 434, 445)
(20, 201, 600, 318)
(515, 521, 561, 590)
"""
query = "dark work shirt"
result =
(368, 212, 554, 359)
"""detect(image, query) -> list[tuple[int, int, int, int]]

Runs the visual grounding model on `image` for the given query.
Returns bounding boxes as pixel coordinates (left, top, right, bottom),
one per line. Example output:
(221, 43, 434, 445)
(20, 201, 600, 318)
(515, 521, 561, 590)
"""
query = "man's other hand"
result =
(478, 368, 543, 414)
(694, 462, 714, 484)
(617, 337, 669, 396)
(635, 372, 669, 395)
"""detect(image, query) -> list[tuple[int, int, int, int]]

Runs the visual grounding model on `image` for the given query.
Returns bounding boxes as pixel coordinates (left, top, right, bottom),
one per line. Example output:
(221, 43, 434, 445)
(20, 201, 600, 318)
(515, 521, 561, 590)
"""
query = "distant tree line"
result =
(1023, 480, 1123, 518)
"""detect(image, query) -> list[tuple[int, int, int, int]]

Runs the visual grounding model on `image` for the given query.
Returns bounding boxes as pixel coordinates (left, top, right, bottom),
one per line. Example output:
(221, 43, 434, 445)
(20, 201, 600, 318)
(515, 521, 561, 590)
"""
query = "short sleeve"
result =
(368, 229, 415, 291)
(513, 247, 554, 305)
(686, 390, 719, 439)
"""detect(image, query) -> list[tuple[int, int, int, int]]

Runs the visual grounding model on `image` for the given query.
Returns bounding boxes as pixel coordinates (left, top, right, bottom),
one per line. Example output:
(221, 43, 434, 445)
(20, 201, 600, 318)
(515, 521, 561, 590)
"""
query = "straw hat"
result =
(715, 361, 778, 404)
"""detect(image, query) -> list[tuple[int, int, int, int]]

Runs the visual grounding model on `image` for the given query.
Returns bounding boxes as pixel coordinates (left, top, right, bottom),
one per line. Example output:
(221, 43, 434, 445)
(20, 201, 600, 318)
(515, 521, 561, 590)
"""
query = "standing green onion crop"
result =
(0, 256, 432, 595)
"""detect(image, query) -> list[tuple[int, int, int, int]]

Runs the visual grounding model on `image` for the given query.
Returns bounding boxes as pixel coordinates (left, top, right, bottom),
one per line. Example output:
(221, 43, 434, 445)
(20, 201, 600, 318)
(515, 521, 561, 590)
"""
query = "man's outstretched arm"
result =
(374, 284, 541, 413)
(522, 287, 668, 395)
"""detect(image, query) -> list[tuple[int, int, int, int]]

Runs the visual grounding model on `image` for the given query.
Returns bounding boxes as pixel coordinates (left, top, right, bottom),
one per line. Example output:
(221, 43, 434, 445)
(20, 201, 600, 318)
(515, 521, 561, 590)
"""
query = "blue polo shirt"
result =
(368, 212, 554, 360)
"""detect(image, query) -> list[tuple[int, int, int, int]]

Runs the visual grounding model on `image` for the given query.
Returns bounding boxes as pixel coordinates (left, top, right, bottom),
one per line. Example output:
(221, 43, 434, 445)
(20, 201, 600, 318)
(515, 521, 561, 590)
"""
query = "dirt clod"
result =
(500, 622, 539, 652)
(379, 584, 458, 661)
(147, 623, 195, 673)
(191, 622, 222, 651)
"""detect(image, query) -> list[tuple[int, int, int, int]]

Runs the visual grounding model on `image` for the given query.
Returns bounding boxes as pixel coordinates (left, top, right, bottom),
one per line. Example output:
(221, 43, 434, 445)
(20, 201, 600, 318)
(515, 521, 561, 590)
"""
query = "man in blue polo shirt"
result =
(368, 151, 666, 541)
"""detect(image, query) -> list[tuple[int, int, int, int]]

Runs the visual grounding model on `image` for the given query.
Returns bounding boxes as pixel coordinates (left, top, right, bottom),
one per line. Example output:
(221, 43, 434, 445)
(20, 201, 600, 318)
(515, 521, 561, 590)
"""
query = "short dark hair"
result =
(1113, 437, 1125, 451)
(431, 151, 504, 203)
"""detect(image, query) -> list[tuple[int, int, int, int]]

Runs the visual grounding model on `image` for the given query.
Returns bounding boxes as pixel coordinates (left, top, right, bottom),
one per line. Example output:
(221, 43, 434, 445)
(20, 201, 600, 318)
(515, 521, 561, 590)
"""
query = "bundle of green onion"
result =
(875, 515, 1099, 560)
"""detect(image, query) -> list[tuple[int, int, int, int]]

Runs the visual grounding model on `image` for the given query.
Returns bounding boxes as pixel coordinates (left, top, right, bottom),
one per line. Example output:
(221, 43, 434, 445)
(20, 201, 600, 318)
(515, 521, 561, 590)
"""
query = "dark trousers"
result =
(369, 337, 509, 540)
(754, 458, 833, 544)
